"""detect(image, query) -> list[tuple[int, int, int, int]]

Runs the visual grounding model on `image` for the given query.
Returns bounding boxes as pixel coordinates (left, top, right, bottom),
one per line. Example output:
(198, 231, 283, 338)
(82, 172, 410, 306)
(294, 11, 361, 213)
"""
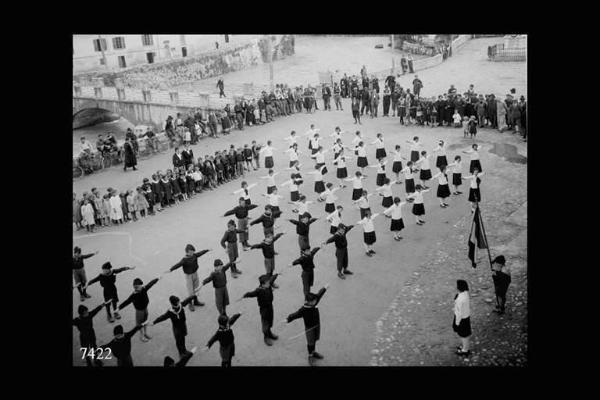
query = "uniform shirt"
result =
(153, 297, 195, 335)
(287, 288, 327, 329)
(358, 214, 378, 233)
(384, 202, 406, 219)
(419, 155, 430, 170)
(72, 304, 104, 339)
(467, 149, 480, 161)
(291, 247, 321, 271)
(264, 175, 276, 187)
(250, 213, 275, 229)
(207, 313, 241, 349)
(401, 167, 415, 180)
(250, 233, 283, 259)
(351, 176, 363, 189)
(409, 140, 421, 152)
(309, 168, 324, 182)
(313, 151, 326, 164)
(377, 184, 393, 197)
(335, 156, 347, 168)
(98, 325, 143, 361)
(169, 250, 210, 275)
(330, 132, 342, 142)
(451, 161, 462, 174)
(260, 146, 274, 157)
(322, 188, 337, 204)
(202, 263, 233, 288)
(373, 138, 385, 149)
(356, 146, 367, 158)
(352, 136, 363, 147)
(454, 291, 470, 321)
(409, 190, 428, 204)
(375, 163, 387, 174)
(221, 230, 241, 246)
(465, 173, 483, 189)
(356, 195, 371, 209)
(73, 253, 95, 270)
(309, 137, 320, 150)
(284, 135, 298, 145)
(393, 151, 403, 162)
(285, 148, 299, 162)
(87, 268, 129, 292)
(325, 225, 354, 249)
(326, 211, 342, 227)
(243, 275, 278, 308)
(434, 144, 447, 157)
(296, 201, 311, 215)
(265, 193, 283, 207)
(437, 173, 449, 185)
(224, 204, 258, 219)
(119, 278, 159, 311)
(289, 218, 318, 236)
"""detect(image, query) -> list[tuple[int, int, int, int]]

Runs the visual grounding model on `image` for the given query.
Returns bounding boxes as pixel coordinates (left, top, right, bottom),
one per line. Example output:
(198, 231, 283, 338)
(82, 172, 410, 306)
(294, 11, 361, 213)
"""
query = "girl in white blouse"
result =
(232, 181, 258, 206)
(406, 136, 422, 163)
(383, 196, 407, 240)
(356, 209, 381, 256)
(329, 126, 343, 143)
(447, 155, 463, 195)
(416, 151, 432, 188)
(306, 165, 327, 195)
(289, 195, 313, 215)
(463, 143, 482, 174)
(432, 165, 451, 208)
(259, 169, 280, 194)
(368, 158, 388, 187)
(319, 182, 340, 213)
(371, 133, 387, 160)
(352, 131, 368, 156)
(432, 139, 448, 170)
(355, 141, 369, 175)
(334, 152, 351, 188)
(391, 145, 407, 184)
(464, 169, 484, 213)
(310, 146, 329, 175)
(326, 205, 344, 235)
(259, 140, 277, 169)
(353, 189, 374, 219)
(261, 187, 284, 218)
(407, 184, 430, 225)
(453, 279, 472, 356)
(344, 171, 366, 201)
(308, 133, 321, 155)
(284, 143, 301, 168)
(284, 130, 298, 147)
(375, 177, 394, 208)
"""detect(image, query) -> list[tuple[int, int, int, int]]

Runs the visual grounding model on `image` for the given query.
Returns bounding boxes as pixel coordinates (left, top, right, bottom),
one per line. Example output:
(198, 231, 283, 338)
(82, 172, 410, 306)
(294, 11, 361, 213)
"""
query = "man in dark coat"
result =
(123, 138, 137, 171)
(217, 79, 225, 97)
(412, 75, 423, 98)
(172, 147, 184, 170)
(382, 87, 391, 117)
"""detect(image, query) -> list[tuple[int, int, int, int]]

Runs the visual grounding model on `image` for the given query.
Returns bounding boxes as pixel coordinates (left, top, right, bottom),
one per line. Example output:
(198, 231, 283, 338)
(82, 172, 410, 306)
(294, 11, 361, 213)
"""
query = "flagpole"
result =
(475, 201, 494, 270)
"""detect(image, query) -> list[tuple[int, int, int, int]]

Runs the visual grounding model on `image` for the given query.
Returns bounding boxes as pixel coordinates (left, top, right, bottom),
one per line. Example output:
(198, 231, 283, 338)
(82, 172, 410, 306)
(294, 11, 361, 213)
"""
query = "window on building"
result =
(118, 56, 127, 68)
(94, 87, 102, 98)
(142, 90, 152, 103)
(117, 88, 126, 101)
(142, 35, 154, 46)
(113, 36, 126, 50)
(170, 92, 179, 103)
(181, 47, 187, 57)
(146, 52, 155, 64)
(93, 38, 107, 52)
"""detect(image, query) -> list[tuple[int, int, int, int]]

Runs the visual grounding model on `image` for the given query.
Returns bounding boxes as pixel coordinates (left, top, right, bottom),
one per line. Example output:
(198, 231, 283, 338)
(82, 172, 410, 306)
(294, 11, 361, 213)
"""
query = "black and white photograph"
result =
(72, 34, 527, 367)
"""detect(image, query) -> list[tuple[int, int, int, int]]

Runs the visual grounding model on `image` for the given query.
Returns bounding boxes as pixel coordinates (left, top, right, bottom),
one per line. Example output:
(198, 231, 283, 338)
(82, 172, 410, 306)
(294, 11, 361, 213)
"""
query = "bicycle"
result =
(73, 158, 84, 179)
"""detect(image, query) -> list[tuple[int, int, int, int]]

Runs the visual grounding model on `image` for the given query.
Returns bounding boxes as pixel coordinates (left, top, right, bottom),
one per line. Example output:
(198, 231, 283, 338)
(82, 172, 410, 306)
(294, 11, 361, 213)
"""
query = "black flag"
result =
(468, 206, 488, 268)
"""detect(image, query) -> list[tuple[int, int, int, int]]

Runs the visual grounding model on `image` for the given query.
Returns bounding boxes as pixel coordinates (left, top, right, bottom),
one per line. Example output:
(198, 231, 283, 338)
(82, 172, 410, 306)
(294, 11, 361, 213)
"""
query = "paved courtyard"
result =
(72, 37, 527, 366)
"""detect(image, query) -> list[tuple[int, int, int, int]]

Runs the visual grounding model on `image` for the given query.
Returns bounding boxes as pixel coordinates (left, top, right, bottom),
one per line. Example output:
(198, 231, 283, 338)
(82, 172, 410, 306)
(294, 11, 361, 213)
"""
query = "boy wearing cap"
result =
(224, 198, 259, 250)
(73, 301, 110, 367)
(288, 212, 319, 251)
(201, 259, 239, 315)
(86, 262, 135, 323)
(205, 313, 242, 367)
(151, 295, 196, 357)
(97, 322, 147, 367)
(249, 232, 285, 280)
(285, 285, 329, 366)
(322, 224, 355, 279)
(167, 245, 210, 311)
(118, 276, 162, 342)
(241, 273, 280, 346)
(288, 246, 321, 296)
(73, 247, 98, 302)
(220, 220, 245, 277)
(491, 255, 511, 314)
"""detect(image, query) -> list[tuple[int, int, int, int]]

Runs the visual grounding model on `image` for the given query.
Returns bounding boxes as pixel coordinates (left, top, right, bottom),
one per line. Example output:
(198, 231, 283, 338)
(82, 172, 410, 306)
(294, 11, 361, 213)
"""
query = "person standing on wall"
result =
(217, 79, 226, 98)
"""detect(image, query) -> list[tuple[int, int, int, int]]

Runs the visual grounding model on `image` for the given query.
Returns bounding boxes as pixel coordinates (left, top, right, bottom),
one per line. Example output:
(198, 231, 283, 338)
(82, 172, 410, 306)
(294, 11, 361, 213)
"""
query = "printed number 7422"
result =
(80, 347, 112, 360)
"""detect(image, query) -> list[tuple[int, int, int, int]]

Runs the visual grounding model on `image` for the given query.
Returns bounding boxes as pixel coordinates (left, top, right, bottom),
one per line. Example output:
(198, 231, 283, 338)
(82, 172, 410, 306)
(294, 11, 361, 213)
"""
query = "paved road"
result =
(72, 38, 527, 367)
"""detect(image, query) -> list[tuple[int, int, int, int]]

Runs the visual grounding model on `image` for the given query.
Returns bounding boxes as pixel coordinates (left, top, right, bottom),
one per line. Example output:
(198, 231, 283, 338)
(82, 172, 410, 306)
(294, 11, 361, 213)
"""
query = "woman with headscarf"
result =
(123, 138, 137, 171)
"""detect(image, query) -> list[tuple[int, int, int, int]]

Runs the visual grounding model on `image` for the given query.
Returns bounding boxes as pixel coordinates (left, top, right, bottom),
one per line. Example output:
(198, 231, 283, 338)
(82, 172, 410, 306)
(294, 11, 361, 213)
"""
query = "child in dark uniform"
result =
(220, 219, 244, 277)
(249, 232, 285, 279)
(117, 276, 162, 342)
(251, 141, 261, 170)
(73, 247, 98, 301)
(249, 205, 276, 237)
(205, 313, 242, 367)
(97, 323, 146, 367)
(243, 144, 254, 171)
(151, 295, 196, 357)
(288, 246, 321, 296)
(160, 173, 173, 207)
(285, 285, 329, 366)
(241, 274, 280, 346)
(288, 212, 319, 251)
(73, 302, 109, 367)
(201, 259, 239, 316)
(322, 224, 355, 279)
(86, 262, 135, 323)
(491, 255, 511, 314)
(224, 198, 259, 250)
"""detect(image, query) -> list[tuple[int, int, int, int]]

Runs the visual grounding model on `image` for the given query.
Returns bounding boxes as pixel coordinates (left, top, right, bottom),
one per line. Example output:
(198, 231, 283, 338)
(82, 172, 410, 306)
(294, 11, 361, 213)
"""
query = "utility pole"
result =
(265, 34, 274, 92)
(390, 34, 395, 74)
(98, 34, 108, 70)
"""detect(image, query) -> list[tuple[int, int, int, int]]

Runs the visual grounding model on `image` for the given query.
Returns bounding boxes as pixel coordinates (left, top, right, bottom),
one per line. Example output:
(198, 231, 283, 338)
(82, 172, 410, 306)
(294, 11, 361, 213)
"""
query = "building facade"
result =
(73, 35, 260, 73)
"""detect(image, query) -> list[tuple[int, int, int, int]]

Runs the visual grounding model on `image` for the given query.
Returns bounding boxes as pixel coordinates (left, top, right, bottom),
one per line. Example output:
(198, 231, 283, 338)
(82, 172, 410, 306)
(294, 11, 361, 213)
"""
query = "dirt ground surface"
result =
(72, 37, 527, 367)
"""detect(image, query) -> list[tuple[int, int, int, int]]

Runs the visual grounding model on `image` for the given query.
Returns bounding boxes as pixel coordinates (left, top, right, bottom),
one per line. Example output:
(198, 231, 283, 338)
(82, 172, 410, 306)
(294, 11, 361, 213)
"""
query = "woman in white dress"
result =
(109, 190, 124, 224)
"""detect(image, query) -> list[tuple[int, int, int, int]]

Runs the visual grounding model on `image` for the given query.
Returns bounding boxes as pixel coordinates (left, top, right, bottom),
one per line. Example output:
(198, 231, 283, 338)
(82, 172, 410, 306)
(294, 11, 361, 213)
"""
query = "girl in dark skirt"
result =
(334, 153, 350, 187)
(372, 133, 387, 160)
(284, 143, 300, 168)
(406, 136, 422, 163)
(433, 140, 448, 170)
(463, 143, 482, 174)
(319, 182, 340, 214)
(432, 165, 451, 208)
(453, 279, 471, 356)
(354, 190, 374, 220)
(416, 151, 433, 188)
(281, 172, 301, 202)
(392, 145, 406, 184)
(355, 141, 369, 175)
(383, 196, 407, 240)
(344, 171, 365, 201)
(356, 209, 381, 256)
(311, 146, 328, 175)
(326, 205, 343, 235)
(448, 155, 463, 195)
(307, 165, 326, 195)
(401, 161, 418, 195)
(375, 178, 394, 208)
(407, 184, 430, 225)
(369, 158, 388, 187)
(260, 140, 276, 169)
(351, 131, 365, 156)
(259, 169, 279, 194)
(307, 132, 321, 155)
(465, 169, 484, 213)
